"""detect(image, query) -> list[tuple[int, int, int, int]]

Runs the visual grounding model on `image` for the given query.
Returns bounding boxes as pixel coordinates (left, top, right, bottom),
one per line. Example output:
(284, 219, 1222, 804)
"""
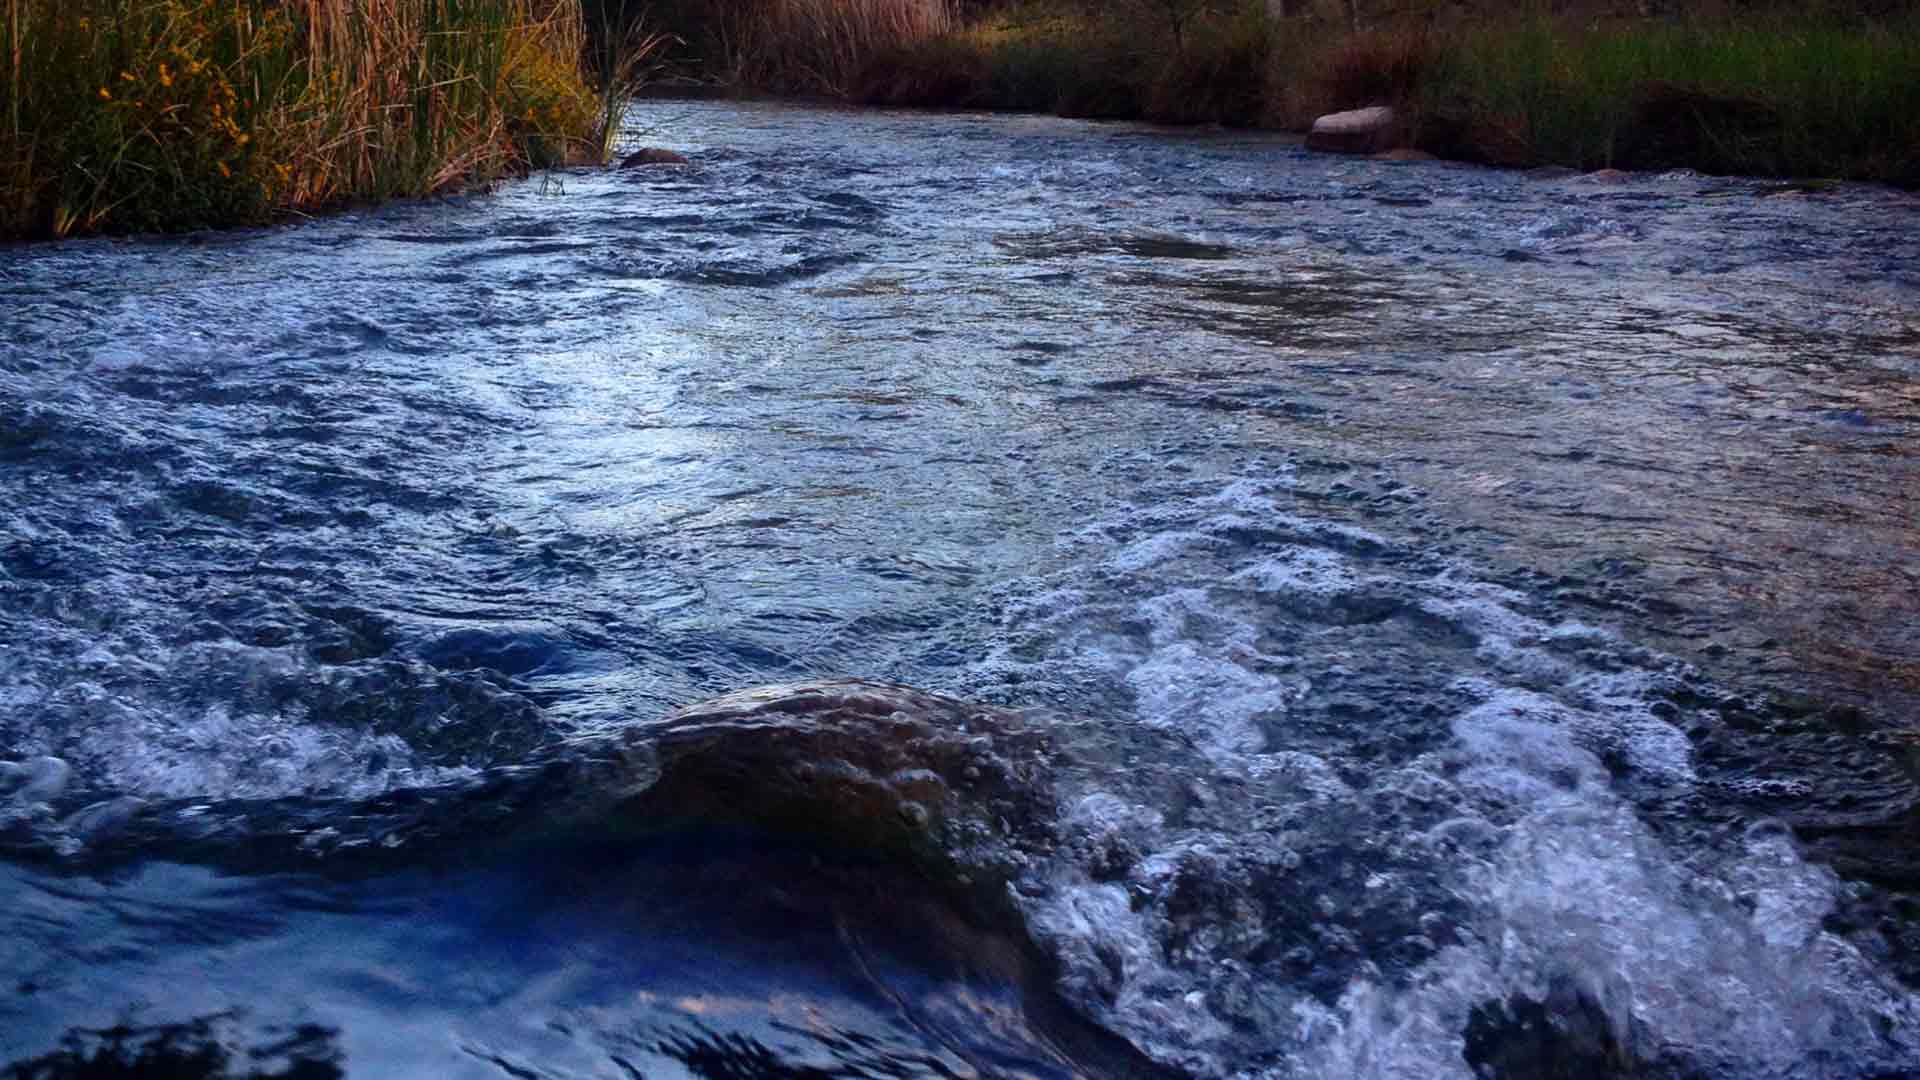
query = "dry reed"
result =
(722, 0, 954, 97)
(1, 0, 638, 239)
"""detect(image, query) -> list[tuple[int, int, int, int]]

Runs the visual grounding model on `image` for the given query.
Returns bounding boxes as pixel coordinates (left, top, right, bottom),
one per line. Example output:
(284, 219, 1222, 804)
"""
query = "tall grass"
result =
(723, 0, 956, 97)
(1408, 11, 1920, 179)
(0, 0, 639, 240)
(853, 0, 1274, 122)
(584, 0, 677, 161)
(813, 0, 1920, 185)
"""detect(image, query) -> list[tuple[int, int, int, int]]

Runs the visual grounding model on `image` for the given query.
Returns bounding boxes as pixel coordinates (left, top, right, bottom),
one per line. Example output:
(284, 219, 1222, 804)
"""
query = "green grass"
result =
(642, 0, 1920, 186)
(1414, 13, 1920, 180)
(1, 0, 640, 241)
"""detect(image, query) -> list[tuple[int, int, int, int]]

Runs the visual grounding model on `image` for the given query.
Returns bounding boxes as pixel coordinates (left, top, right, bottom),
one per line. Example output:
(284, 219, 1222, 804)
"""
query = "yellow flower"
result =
(217, 161, 231, 178)
(98, 86, 111, 100)
(119, 71, 135, 82)
(159, 64, 172, 87)
(235, 133, 249, 147)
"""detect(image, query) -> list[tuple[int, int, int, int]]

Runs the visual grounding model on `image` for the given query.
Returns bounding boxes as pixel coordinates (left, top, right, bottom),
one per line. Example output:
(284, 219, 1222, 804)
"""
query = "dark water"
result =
(2, 101, 1918, 1078)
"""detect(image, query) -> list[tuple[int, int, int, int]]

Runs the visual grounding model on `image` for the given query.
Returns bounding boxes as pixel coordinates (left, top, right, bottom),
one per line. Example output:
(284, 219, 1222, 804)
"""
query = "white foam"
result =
(1235, 750, 1352, 802)
(1105, 529, 1212, 573)
(1231, 547, 1361, 600)
(970, 473, 1915, 1077)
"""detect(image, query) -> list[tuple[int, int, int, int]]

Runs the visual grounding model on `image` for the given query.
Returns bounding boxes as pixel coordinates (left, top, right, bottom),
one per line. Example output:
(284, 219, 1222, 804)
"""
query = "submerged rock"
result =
(1463, 977, 1704, 1080)
(619, 147, 690, 167)
(1373, 147, 1437, 163)
(1307, 106, 1399, 155)
(0, 756, 70, 805)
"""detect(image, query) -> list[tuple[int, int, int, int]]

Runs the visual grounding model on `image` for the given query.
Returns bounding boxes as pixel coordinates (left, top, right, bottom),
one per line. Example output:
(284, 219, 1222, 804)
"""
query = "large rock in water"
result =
(1306, 106, 1399, 154)
(30, 680, 1060, 906)
(614, 680, 1058, 882)
(619, 147, 689, 167)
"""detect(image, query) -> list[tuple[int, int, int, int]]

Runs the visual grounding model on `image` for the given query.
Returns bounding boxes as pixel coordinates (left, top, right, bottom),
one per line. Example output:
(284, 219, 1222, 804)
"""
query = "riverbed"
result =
(2, 100, 1917, 1078)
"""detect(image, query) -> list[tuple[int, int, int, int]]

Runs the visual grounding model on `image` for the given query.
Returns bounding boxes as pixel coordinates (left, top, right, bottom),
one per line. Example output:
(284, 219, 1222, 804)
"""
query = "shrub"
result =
(856, 34, 990, 106)
(1145, 4, 1271, 126)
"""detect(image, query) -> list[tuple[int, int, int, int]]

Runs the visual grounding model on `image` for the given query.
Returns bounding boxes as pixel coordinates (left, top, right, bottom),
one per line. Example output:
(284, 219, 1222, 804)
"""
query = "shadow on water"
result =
(0, 826, 1169, 1080)
(992, 229, 1237, 263)
(5, 1015, 344, 1080)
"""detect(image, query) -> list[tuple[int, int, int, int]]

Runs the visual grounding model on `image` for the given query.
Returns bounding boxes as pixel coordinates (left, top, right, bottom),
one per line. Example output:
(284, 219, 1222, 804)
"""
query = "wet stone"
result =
(0, 757, 70, 804)
(620, 147, 691, 167)
(1463, 978, 1703, 1080)
(613, 679, 1060, 893)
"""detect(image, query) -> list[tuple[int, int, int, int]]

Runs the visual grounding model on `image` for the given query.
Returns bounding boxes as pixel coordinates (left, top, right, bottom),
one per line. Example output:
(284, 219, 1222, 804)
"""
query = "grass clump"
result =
(1, 0, 644, 241)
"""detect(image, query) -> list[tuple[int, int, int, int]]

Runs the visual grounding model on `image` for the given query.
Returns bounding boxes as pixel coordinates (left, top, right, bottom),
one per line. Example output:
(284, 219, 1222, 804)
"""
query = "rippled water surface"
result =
(3, 101, 1919, 1078)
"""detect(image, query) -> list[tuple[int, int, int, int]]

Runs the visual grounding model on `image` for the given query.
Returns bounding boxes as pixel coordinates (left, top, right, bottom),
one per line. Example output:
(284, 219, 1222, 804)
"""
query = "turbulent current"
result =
(2, 101, 1918, 1078)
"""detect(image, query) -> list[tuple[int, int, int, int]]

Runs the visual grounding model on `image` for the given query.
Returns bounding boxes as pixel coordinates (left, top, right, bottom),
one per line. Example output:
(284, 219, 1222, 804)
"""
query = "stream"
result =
(2, 100, 1918, 1078)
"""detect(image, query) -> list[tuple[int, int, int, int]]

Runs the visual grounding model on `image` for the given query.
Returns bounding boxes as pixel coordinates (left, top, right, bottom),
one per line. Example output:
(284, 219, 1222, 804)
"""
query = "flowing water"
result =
(2, 101, 1918, 1078)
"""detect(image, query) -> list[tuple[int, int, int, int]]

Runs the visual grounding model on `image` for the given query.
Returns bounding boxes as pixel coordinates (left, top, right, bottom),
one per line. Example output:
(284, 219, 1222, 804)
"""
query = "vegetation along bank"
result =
(2, 0, 651, 240)
(611, 0, 1920, 186)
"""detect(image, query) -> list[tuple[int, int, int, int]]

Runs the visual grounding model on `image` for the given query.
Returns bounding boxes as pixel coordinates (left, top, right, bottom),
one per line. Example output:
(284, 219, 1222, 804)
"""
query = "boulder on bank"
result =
(619, 147, 690, 168)
(1307, 106, 1399, 155)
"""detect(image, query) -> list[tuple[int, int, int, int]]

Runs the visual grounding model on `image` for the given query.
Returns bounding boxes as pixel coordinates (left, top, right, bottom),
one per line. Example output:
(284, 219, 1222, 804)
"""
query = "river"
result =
(2, 100, 1918, 1078)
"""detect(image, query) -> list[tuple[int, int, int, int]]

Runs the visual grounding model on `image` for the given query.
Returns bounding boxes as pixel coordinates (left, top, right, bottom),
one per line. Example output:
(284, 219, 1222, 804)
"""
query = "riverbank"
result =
(1, 0, 633, 241)
(627, 0, 1920, 186)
